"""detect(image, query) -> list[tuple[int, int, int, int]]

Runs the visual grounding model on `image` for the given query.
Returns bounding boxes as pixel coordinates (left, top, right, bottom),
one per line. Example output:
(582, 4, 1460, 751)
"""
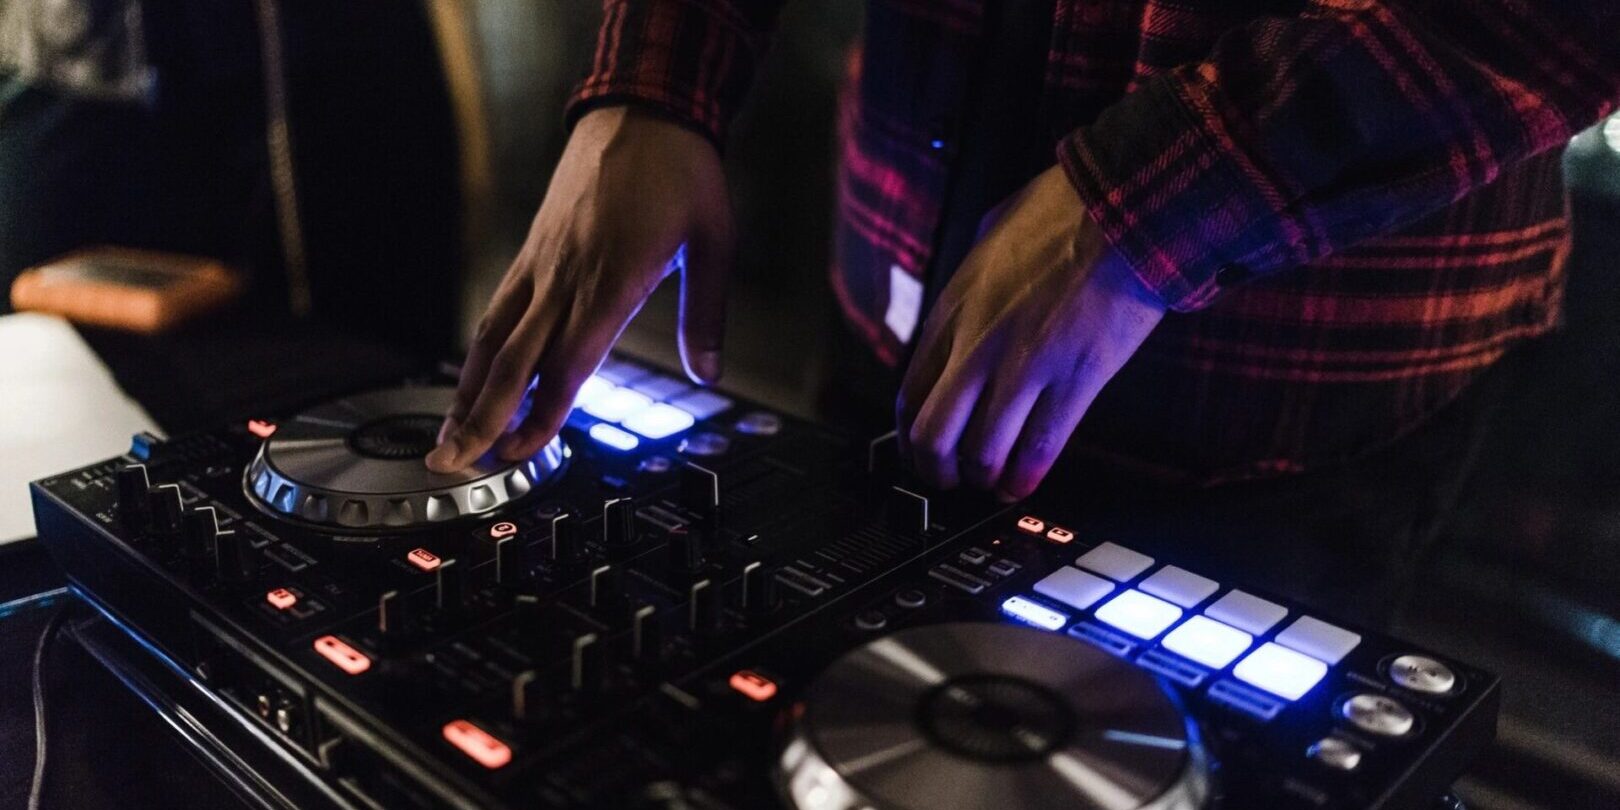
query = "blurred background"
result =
(2, 1, 1618, 807)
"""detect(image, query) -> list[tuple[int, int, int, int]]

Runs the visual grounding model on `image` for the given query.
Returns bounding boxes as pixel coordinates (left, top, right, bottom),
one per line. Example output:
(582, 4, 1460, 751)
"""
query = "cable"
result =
(251, 0, 314, 318)
(28, 607, 68, 810)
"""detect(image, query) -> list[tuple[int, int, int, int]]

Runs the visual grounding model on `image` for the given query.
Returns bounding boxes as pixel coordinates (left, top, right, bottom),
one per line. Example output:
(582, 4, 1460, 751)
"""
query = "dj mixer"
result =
(30, 353, 1498, 809)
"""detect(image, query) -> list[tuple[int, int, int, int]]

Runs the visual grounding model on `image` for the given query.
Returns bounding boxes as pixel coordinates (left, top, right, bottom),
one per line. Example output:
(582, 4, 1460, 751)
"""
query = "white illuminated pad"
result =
(1033, 567, 1114, 611)
(1001, 596, 1067, 631)
(1233, 642, 1329, 700)
(1161, 615, 1253, 669)
(1093, 590, 1182, 640)
(1203, 589, 1288, 636)
(1275, 616, 1362, 665)
(588, 423, 640, 451)
(1074, 542, 1155, 581)
(582, 388, 652, 422)
(574, 375, 615, 409)
(668, 389, 734, 420)
(630, 374, 690, 401)
(622, 403, 696, 440)
(1139, 565, 1219, 608)
(596, 358, 650, 385)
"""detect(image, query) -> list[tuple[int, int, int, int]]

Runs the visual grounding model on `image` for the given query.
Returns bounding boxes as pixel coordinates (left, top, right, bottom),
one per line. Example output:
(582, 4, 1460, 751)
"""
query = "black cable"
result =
(28, 607, 68, 810)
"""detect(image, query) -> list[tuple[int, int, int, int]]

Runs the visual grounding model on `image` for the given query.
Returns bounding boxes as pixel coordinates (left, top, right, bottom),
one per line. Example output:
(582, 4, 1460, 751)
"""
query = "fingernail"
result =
(424, 436, 461, 473)
(994, 489, 1020, 504)
(694, 350, 721, 383)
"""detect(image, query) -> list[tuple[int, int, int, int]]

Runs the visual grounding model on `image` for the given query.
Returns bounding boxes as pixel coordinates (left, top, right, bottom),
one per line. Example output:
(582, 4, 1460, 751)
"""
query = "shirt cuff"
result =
(1057, 76, 1300, 313)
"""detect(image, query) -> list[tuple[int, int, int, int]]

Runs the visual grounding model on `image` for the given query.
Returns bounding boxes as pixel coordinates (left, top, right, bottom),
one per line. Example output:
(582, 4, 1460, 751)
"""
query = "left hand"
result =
(896, 164, 1166, 500)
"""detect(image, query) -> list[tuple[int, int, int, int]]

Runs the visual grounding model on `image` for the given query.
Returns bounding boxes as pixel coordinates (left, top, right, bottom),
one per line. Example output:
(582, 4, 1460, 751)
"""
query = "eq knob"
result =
(602, 497, 636, 547)
(588, 564, 624, 611)
(550, 513, 587, 564)
(570, 632, 604, 694)
(886, 485, 930, 537)
(511, 670, 543, 722)
(148, 483, 186, 535)
(688, 578, 720, 634)
(377, 590, 408, 637)
(494, 537, 525, 588)
(182, 507, 221, 562)
(678, 463, 720, 522)
(213, 529, 257, 583)
(667, 528, 704, 574)
(739, 561, 781, 614)
(436, 558, 465, 611)
(115, 464, 152, 529)
(630, 604, 663, 663)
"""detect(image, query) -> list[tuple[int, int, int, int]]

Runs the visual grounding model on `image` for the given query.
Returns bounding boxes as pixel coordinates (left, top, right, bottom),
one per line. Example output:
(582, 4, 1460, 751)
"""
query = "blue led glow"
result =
(1093, 589, 1183, 640)
(1232, 642, 1328, 701)
(588, 422, 640, 451)
(582, 387, 652, 422)
(1001, 596, 1068, 631)
(574, 375, 615, 409)
(621, 402, 696, 440)
(1160, 615, 1253, 669)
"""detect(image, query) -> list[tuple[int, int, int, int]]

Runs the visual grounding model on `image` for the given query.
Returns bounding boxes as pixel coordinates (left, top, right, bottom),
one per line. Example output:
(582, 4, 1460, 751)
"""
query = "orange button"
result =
(313, 635, 371, 675)
(247, 419, 278, 439)
(1016, 515, 1045, 535)
(729, 669, 778, 702)
(488, 521, 518, 540)
(266, 588, 298, 610)
(407, 548, 442, 572)
(443, 719, 512, 769)
(1046, 527, 1075, 544)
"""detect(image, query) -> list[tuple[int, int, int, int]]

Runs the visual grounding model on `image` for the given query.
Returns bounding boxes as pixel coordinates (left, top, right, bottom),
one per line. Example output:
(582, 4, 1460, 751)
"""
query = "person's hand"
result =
(426, 106, 734, 473)
(896, 164, 1165, 500)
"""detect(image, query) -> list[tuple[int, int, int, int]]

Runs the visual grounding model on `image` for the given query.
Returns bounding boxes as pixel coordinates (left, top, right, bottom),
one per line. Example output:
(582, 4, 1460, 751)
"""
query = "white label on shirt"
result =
(885, 264, 924, 344)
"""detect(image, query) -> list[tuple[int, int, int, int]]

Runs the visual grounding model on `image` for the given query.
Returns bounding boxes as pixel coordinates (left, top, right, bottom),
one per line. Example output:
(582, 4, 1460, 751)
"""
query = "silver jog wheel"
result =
(244, 386, 568, 532)
(778, 622, 1209, 810)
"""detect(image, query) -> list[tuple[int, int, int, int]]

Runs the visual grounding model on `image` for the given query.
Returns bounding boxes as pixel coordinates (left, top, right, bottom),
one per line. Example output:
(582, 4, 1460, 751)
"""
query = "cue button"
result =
(1341, 693, 1415, 737)
(1308, 736, 1363, 771)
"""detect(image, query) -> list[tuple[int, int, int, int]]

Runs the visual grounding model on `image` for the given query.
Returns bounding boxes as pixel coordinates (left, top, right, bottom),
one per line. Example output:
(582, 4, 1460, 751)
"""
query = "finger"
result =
(956, 373, 1042, 491)
(906, 358, 986, 490)
(894, 303, 955, 459)
(426, 295, 562, 472)
(997, 379, 1098, 501)
(496, 298, 629, 461)
(678, 216, 735, 384)
(442, 274, 533, 441)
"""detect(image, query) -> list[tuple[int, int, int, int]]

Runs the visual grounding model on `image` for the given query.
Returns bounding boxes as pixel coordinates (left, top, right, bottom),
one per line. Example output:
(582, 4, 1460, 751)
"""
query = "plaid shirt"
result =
(570, 0, 1620, 483)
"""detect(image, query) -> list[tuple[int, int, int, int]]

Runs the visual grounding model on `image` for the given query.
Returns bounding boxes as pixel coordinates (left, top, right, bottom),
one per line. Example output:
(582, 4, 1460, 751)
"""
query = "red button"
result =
(407, 548, 441, 572)
(488, 521, 518, 540)
(1016, 516, 1045, 535)
(1046, 527, 1075, 544)
(443, 719, 512, 769)
(729, 669, 778, 702)
(247, 419, 277, 439)
(266, 588, 298, 610)
(313, 635, 371, 675)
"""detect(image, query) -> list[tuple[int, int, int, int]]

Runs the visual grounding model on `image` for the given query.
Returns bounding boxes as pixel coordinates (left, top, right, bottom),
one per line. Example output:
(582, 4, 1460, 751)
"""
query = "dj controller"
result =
(30, 353, 1499, 810)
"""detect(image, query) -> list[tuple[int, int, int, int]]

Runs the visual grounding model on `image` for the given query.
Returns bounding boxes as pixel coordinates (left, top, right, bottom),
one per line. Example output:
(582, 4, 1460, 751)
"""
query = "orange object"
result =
(407, 548, 442, 571)
(247, 419, 278, 439)
(729, 669, 778, 702)
(10, 247, 241, 333)
(1016, 516, 1045, 535)
(443, 720, 512, 769)
(313, 635, 371, 675)
(488, 521, 518, 539)
(266, 588, 298, 610)
(1046, 527, 1075, 544)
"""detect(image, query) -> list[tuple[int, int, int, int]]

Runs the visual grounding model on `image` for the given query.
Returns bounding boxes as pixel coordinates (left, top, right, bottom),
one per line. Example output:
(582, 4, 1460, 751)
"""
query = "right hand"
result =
(426, 106, 735, 473)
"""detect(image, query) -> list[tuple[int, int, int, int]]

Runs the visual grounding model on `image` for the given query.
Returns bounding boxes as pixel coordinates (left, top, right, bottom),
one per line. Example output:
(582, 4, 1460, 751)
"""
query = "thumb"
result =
(677, 218, 734, 385)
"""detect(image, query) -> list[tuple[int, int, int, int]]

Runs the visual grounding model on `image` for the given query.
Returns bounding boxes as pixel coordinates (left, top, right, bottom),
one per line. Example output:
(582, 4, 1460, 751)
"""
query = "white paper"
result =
(0, 313, 159, 543)
(884, 263, 924, 344)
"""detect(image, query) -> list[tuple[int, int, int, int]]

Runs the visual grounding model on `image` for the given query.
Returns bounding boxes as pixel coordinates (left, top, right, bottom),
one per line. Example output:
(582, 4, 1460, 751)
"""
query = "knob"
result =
(435, 558, 464, 611)
(116, 464, 152, 528)
(630, 604, 662, 663)
(377, 590, 407, 637)
(213, 529, 257, 583)
(148, 483, 185, 535)
(550, 513, 586, 564)
(667, 528, 704, 574)
(867, 430, 900, 478)
(182, 507, 220, 562)
(886, 485, 929, 537)
(678, 463, 720, 519)
(570, 632, 603, 694)
(588, 564, 623, 610)
(688, 578, 719, 634)
(739, 561, 780, 614)
(602, 497, 636, 547)
(511, 670, 542, 721)
(494, 537, 525, 587)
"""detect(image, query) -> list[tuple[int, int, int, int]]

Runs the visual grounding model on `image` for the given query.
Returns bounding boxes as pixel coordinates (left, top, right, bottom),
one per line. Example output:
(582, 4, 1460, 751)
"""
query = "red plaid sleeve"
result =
(1058, 0, 1620, 313)
(567, 0, 784, 145)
